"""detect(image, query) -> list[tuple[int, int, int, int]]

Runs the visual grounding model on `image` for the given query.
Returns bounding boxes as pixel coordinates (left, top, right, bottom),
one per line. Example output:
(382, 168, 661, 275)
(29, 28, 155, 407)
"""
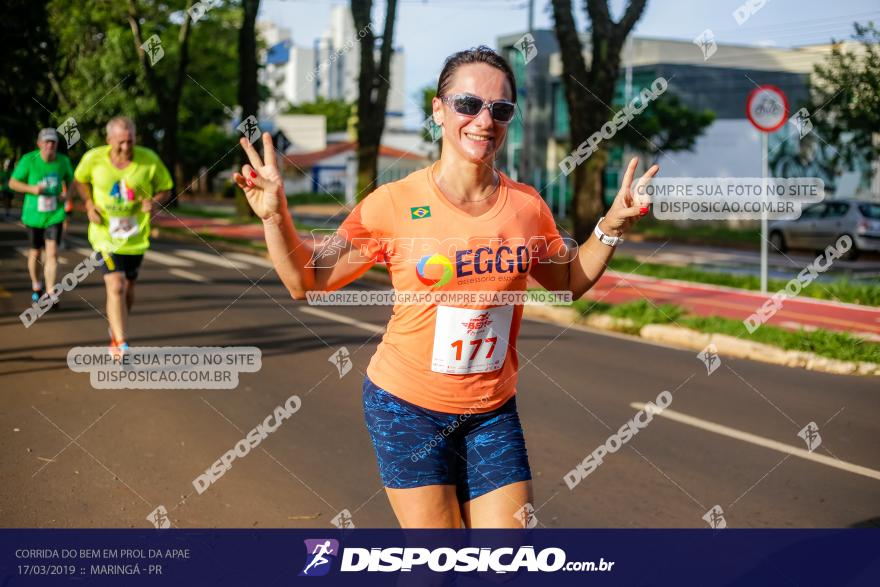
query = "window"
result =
(825, 202, 850, 218)
(858, 203, 880, 219)
(799, 203, 827, 219)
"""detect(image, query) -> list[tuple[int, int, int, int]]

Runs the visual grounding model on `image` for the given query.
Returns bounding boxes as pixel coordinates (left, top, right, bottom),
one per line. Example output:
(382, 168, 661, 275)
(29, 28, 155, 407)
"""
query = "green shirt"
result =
(74, 145, 173, 255)
(12, 151, 74, 228)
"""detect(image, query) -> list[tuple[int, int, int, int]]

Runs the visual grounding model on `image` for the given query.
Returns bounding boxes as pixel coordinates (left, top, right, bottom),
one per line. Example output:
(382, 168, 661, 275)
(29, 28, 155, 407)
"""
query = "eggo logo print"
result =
(416, 246, 532, 288)
(416, 253, 455, 288)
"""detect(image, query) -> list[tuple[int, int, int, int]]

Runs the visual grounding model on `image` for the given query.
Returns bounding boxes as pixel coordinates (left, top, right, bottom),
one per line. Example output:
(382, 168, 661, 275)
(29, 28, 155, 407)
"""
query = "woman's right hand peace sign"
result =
(233, 132, 286, 220)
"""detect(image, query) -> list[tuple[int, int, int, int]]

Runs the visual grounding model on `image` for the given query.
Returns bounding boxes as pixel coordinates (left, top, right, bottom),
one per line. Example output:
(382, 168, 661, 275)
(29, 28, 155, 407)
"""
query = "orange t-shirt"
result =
(338, 165, 565, 414)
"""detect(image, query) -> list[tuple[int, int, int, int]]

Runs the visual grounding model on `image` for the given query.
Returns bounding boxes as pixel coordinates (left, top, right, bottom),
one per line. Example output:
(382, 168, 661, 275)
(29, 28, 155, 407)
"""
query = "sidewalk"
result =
(154, 212, 880, 341)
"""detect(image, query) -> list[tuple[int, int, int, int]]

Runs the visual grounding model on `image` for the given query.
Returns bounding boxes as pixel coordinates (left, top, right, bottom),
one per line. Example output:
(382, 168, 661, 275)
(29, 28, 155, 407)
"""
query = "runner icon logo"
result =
(146, 505, 171, 529)
(300, 539, 339, 577)
(703, 505, 727, 529)
(798, 422, 822, 452)
(329, 347, 352, 378)
(697, 344, 721, 375)
(331, 509, 356, 529)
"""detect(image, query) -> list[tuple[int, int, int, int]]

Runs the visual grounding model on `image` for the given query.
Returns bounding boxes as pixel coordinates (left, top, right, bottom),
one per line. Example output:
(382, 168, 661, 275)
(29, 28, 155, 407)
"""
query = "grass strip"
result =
(570, 298, 878, 363)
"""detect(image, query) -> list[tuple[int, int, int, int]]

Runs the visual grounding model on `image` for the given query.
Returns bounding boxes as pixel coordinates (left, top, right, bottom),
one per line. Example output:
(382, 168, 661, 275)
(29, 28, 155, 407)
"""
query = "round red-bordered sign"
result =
(746, 85, 789, 133)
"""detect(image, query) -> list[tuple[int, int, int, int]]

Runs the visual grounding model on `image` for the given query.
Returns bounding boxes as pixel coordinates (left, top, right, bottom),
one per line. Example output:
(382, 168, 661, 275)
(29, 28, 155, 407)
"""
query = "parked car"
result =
(768, 199, 880, 260)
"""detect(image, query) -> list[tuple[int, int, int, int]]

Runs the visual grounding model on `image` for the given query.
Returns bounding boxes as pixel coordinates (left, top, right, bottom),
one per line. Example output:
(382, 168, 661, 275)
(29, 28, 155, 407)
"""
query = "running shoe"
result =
(109, 340, 129, 361)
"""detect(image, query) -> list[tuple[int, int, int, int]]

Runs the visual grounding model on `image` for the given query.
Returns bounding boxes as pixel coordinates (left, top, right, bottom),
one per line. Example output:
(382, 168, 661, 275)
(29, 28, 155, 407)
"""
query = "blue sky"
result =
(261, 0, 879, 126)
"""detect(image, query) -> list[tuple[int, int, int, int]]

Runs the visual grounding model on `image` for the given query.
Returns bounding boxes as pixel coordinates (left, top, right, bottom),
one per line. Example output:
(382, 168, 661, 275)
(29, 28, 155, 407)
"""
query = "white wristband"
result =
(594, 217, 622, 247)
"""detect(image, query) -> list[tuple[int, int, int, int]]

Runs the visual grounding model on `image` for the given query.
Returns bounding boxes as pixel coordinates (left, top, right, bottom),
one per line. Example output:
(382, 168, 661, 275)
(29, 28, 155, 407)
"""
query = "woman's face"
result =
(433, 63, 514, 166)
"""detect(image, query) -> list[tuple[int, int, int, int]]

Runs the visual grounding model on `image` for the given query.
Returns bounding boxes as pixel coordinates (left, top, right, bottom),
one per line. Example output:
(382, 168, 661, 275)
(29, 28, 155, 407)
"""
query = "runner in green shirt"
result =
(73, 116, 172, 357)
(8, 128, 75, 303)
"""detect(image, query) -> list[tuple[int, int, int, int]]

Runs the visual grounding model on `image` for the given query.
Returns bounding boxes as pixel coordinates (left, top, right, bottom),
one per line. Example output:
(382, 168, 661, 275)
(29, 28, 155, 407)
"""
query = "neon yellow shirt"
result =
(74, 145, 172, 255)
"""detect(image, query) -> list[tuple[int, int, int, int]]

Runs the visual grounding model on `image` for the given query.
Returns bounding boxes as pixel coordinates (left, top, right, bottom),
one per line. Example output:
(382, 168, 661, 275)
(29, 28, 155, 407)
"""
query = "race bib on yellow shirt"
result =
(431, 305, 513, 374)
(109, 215, 138, 240)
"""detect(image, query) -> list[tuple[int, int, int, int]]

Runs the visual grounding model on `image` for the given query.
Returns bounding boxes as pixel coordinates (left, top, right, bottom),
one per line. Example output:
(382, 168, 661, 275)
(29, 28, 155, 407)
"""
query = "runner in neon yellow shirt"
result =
(74, 116, 172, 356)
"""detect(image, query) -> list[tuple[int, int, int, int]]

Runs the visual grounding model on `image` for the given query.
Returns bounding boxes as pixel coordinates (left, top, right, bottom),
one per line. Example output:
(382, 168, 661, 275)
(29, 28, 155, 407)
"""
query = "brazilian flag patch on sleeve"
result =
(410, 206, 431, 220)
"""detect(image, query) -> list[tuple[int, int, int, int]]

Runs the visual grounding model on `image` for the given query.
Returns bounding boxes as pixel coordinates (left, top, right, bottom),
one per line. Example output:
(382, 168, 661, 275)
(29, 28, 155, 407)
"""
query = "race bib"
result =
(37, 195, 57, 213)
(109, 215, 139, 240)
(431, 305, 513, 374)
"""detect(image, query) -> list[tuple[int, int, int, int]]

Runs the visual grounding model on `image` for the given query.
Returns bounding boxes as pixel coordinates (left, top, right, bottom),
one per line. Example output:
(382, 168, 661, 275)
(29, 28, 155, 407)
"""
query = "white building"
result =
(259, 7, 406, 130)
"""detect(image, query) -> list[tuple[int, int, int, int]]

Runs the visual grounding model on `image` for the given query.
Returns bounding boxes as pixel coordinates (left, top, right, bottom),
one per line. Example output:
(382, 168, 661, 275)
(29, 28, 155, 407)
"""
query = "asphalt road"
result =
(0, 219, 878, 529)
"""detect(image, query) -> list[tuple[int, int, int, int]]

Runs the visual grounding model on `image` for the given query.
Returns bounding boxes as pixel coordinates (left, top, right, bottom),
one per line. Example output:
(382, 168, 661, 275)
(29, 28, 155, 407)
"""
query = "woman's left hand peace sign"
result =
(600, 157, 659, 236)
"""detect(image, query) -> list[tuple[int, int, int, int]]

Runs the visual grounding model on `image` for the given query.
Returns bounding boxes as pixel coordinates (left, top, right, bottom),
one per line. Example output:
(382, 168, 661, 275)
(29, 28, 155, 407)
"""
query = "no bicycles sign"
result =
(746, 85, 789, 133)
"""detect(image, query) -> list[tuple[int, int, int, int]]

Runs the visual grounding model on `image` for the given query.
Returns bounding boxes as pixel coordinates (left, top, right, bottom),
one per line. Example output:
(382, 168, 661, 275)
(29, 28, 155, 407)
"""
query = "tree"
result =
(127, 0, 196, 199)
(810, 23, 880, 175)
(550, 0, 647, 242)
(0, 0, 58, 155)
(351, 0, 399, 200)
(238, 0, 261, 127)
(614, 93, 715, 164)
(45, 0, 240, 193)
(46, 0, 151, 152)
(285, 98, 353, 133)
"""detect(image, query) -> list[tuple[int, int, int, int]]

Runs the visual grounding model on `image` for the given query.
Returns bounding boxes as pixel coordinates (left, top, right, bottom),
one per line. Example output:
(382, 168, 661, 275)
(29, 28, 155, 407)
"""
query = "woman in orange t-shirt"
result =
(234, 46, 658, 528)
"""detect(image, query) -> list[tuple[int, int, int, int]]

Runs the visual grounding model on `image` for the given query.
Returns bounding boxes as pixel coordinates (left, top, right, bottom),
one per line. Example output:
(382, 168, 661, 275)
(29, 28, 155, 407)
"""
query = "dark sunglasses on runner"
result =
(440, 94, 517, 123)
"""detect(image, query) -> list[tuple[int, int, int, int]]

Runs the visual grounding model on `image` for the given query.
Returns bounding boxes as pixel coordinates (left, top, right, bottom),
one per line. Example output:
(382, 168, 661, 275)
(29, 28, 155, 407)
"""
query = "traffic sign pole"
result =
(745, 85, 789, 295)
(761, 132, 768, 293)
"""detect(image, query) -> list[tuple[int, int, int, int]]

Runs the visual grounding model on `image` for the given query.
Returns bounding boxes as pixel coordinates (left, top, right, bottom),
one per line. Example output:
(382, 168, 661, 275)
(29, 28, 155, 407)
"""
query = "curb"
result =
(523, 305, 879, 377)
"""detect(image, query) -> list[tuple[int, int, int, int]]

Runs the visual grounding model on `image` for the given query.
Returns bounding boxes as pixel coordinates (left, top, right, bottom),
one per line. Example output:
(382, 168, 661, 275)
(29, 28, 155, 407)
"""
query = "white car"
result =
(768, 199, 880, 260)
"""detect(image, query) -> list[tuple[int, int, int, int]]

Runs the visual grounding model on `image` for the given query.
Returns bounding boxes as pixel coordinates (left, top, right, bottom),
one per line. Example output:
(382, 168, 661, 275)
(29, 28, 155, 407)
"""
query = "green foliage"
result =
(39, 0, 239, 182)
(811, 23, 880, 170)
(631, 217, 759, 245)
(608, 299, 683, 329)
(615, 92, 715, 161)
(680, 315, 880, 364)
(285, 98, 353, 133)
(0, 0, 59, 153)
(287, 192, 346, 206)
(568, 297, 879, 363)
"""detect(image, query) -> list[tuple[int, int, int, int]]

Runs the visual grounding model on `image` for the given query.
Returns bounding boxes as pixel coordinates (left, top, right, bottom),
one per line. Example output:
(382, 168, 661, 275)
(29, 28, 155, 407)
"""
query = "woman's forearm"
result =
(569, 218, 619, 299)
(262, 211, 317, 299)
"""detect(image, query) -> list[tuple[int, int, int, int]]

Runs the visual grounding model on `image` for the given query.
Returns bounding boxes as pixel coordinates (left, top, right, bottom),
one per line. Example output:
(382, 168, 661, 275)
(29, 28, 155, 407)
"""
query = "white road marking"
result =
(630, 402, 880, 482)
(299, 306, 385, 334)
(169, 268, 209, 283)
(225, 251, 274, 269)
(175, 249, 251, 270)
(144, 249, 195, 268)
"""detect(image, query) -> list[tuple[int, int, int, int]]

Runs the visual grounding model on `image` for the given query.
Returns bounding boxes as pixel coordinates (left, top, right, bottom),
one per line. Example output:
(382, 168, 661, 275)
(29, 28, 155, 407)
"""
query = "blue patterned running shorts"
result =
(362, 375, 532, 503)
